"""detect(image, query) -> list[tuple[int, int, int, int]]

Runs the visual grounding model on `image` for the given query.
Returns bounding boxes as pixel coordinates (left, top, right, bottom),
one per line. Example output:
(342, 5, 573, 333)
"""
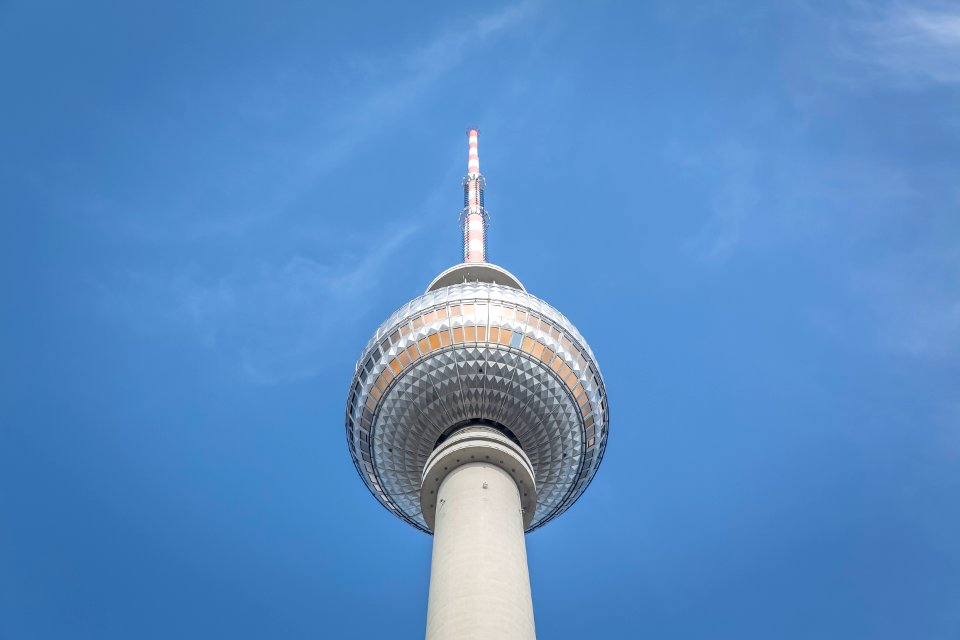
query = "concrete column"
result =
(419, 427, 537, 640)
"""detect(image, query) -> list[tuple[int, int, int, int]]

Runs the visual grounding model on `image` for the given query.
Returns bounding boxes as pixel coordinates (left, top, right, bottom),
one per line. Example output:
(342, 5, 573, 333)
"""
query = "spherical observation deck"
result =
(345, 264, 609, 533)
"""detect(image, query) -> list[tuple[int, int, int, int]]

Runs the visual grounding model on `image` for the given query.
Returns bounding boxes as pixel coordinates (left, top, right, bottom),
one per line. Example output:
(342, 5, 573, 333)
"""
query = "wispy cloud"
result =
(303, 1, 538, 176)
(671, 133, 960, 360)
(851, 242, 960, 360)
(677, 140, 916, 264)
(90, 3, 544, 382)
(842, 2, 960, 85)
(96, 224, 418, 384)
(98, 2, 539, 245)
(681, 143, 761, 263)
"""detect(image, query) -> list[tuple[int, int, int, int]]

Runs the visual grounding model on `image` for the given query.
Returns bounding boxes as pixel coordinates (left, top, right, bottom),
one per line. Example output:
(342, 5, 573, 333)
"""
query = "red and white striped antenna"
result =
(461, 128, 489, 263)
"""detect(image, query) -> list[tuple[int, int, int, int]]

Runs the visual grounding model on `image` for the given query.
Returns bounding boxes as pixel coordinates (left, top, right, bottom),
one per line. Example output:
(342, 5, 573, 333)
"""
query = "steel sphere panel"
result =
(345, 282, 609, 533)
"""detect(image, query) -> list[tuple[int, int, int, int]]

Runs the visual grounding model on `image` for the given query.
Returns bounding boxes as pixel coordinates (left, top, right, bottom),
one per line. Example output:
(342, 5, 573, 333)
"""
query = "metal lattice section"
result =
(345, 282, 609, 533)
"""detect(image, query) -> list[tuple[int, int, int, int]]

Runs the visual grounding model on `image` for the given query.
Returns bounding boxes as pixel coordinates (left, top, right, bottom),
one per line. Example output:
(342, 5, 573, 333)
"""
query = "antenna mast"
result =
(461, 128, 489, 263)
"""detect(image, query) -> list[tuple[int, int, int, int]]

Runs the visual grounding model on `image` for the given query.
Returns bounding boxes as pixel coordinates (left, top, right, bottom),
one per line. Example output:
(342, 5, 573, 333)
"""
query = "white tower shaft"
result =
(421, 427, 537, 640)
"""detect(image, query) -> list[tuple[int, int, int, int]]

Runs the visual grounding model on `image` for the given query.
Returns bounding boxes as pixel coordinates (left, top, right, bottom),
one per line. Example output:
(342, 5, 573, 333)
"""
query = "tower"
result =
(345, 130, 609, 639)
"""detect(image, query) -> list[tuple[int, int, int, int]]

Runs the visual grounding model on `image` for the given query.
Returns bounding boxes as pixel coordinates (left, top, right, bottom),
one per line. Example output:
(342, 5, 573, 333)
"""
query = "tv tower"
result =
(345, 129, 609, 639)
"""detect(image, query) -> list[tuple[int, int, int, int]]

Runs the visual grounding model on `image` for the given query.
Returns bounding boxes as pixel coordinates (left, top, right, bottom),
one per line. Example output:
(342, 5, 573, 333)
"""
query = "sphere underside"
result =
(346, 282, 608, 533)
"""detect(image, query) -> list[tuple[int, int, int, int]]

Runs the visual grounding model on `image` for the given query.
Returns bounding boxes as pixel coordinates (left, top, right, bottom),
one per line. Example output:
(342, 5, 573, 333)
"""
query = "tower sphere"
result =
(345, 236, 609, 532)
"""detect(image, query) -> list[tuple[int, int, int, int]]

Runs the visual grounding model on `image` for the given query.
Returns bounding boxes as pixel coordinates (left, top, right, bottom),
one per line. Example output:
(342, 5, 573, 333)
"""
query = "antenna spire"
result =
(461, 128, 489, 263)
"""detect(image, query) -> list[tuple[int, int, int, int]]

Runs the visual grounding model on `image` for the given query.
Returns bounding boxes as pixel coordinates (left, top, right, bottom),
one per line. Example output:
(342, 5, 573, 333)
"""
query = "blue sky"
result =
(2, 1, 959, 637)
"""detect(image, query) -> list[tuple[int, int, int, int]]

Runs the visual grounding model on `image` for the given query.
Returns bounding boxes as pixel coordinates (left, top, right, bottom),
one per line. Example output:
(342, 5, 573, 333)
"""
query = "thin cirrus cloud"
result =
(95, 3, 542, 384)
(680, 143, 762, 264)
(672, 2, 960, 360)
(677, 131, 959, 358)
(842, 2, 960, 85)
(852, 248, 960, 360)
(98, 224, 418, 384)
(681, 1, 960, 263)
(835, 3, 960, 357)
(109, 1, 539, 244)
(681, 141, 919, 264)
(302, 1, 539, 177)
